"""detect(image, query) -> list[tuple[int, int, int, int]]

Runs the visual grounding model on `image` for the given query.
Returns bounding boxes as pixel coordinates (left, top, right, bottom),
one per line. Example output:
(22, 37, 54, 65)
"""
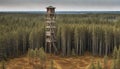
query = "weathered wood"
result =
(45, 6, 57, 54)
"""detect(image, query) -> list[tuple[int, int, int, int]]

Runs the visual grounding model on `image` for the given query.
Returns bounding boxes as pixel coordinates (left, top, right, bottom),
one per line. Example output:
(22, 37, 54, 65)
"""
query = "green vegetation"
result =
(50, 60, 54, 69)
(111, 47, 120, 69)
(103, 55, 108, 69)
(28, 47, 46, 69)
(96, 61, 102, 69)
(0, 14, 45, 59)
(89, 60, 95, 69)
(0, 60, 6, 69)
(0, 13, 120, 59)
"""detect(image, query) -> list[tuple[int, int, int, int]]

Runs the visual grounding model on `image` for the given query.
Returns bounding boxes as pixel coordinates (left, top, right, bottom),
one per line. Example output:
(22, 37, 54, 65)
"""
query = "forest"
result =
(0, 13, 120, 69)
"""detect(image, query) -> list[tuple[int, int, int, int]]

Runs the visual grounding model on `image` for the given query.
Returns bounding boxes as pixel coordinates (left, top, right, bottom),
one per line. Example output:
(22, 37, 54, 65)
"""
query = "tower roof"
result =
(46, 6, 55, 9)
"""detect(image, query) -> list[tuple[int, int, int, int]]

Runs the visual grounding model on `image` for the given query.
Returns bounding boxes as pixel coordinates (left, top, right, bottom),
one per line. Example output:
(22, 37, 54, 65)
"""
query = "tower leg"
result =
(45, 42, 47, 53)
(49, 42, 52, 54)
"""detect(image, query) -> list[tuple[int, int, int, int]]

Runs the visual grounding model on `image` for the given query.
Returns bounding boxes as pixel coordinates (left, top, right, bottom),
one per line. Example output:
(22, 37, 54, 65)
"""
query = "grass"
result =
(5, 53, 112, 69)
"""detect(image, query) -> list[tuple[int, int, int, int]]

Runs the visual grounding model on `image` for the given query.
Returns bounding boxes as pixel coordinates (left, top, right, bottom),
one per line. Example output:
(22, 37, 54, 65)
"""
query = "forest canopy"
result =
(0, 13, 120, 60)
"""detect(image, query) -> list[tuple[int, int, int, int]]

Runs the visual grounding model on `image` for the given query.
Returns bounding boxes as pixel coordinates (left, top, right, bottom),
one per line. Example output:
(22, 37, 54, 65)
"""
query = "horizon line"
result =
(1, 10, 120, 12)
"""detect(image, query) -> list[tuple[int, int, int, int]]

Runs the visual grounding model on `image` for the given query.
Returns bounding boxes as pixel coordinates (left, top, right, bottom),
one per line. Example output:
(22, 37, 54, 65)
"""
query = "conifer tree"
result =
(104, 55, 108, 69)
(74, 27, 79, 55)
(116, 49, 120, 69)
(112, 46, 118, 59)
(61, 26, 67, 56)
(72, 49, 76, 56)
(50, 60, 54, 69)
(97, 61, 102, 69)
(111, 60, 116, 69)
(38, 47, 46, 69)
(1, 60, 6, 69)
(90, 60, 95, 69)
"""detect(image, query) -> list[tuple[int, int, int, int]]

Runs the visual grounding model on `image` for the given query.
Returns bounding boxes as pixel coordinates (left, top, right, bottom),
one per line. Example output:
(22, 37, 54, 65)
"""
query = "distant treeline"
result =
(0, 14, 120, 60)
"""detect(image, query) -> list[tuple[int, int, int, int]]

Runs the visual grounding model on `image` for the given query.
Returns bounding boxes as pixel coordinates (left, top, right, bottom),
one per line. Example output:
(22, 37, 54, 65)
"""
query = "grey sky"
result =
(0, 0, 120, 11)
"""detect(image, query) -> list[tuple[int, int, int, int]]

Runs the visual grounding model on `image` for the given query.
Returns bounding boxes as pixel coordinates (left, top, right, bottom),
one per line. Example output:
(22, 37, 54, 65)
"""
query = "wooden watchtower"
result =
(45, 6, 57, 54)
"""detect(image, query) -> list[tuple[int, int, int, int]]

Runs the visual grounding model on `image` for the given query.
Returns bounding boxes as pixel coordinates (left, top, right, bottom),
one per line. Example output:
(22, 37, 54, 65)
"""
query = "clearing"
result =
(1, 54, 112, 69)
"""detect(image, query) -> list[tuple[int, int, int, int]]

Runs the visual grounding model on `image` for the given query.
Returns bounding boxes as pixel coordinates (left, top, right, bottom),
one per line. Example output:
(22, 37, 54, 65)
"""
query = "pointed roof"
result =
(46, 6, 55, 9)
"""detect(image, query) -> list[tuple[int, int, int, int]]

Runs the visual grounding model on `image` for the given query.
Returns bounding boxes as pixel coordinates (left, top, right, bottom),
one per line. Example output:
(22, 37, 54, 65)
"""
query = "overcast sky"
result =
(0, 0, 120, 11)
